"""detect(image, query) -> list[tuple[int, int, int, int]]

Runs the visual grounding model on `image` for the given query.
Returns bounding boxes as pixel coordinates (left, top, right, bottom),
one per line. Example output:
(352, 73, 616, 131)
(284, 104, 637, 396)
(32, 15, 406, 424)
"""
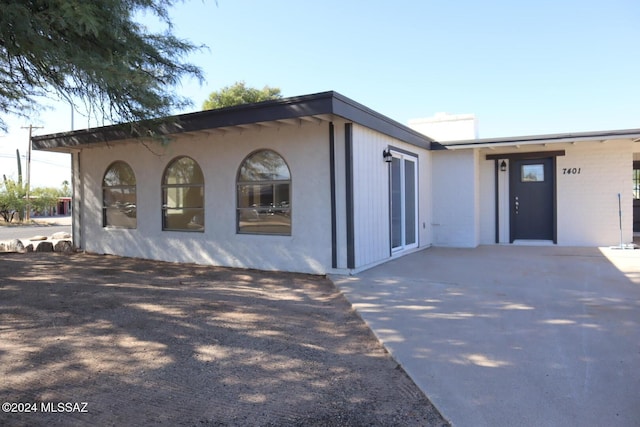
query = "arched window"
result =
(162, 156, 204, 231)
(103, 161, 136, 228)
(237, 150, 291, 235)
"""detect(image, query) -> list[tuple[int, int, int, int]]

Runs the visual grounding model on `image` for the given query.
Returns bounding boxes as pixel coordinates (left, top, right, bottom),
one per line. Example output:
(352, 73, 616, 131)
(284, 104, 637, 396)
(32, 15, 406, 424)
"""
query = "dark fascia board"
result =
(438, 128, 640, 148)
(32, 91, 433, 151)
(486, 150, 566, 160)
(330, 93, 433, 149)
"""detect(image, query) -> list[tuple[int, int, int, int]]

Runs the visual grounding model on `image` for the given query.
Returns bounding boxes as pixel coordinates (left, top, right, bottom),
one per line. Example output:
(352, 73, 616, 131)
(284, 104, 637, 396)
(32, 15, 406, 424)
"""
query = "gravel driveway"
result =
(0, 253, 448, 426)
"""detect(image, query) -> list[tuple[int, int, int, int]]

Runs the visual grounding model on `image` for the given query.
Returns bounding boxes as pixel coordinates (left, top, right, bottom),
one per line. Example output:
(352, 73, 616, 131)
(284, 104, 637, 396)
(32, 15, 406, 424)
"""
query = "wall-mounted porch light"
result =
(383, 149, 393, 163)
(500, 160, 507, 172)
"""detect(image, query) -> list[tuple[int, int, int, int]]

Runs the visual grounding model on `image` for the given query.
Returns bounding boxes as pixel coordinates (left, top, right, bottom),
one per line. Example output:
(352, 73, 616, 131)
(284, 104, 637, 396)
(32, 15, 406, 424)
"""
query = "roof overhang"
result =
(436, 128, 640, 150)
(32, 91, 433, 153)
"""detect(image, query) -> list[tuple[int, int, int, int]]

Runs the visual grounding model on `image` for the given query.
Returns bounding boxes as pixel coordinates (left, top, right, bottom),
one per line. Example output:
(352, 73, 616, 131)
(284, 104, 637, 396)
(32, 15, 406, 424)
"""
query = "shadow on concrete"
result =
(334, 245, 640, 427)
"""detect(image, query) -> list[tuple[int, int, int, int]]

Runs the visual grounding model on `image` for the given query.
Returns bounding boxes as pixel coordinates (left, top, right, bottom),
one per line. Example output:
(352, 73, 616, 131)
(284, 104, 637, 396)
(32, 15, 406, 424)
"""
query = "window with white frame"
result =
(237, 150, 291, 235)
(162, 156, 204, 231)
(102, 161, 137, 228)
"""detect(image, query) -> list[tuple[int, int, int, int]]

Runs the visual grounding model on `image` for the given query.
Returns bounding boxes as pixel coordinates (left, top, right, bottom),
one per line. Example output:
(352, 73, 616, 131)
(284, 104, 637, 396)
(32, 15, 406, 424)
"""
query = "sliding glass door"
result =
(390, 152, 418, 252)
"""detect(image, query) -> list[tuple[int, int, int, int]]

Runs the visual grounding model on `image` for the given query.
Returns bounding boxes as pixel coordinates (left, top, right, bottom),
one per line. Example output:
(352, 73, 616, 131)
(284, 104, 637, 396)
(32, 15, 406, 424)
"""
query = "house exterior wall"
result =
(479, 156, 496, 244)
(556, 140, 633, 246)
(476, 139, 635, 246)
(431, 149, 479, 247)
(78, 122, 333, 274)
(76, 120, 433, 274)
(351, 125, 392, 268)
(349, 125, 432, 270)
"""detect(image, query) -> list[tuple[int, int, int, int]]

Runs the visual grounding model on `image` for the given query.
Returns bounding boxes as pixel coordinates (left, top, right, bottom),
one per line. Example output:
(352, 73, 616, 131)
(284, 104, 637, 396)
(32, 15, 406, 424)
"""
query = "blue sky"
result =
(1, 0, 639, 187)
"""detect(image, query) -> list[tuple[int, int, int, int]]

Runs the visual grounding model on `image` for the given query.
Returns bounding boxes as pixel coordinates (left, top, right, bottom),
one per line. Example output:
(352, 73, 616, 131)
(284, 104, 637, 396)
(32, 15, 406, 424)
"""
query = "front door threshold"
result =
(512, 240, 555, 246)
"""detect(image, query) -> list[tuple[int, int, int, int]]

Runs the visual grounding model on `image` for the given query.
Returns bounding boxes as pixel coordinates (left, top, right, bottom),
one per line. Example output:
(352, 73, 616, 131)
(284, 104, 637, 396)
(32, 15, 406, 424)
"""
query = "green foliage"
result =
(0, 180, 71, 222)
(0, 178, 26, 222)
(0, 0, 204, 132)
(202, 81, 282, 110)
(60, 180, 71, 197)
(30, 187, 60, 214)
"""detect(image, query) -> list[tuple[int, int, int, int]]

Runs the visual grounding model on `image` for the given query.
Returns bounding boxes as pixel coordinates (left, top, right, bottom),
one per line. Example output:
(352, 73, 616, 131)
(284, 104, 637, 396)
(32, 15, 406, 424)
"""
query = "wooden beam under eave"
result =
(256, 121, 279, 128)
(191, 129, 217, 138)
(208, 128, 228, 136)
(236, 123, 260, 132)
(275, 118, 298, 126)
(299, 116, 324, 125)
(314, 114, 334, 122)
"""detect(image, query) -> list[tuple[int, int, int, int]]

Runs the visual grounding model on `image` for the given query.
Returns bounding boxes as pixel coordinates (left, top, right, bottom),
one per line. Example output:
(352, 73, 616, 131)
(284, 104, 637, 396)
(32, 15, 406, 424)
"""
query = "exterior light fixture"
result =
(500, 160, 507, 172)
(383, 149, 393, 163)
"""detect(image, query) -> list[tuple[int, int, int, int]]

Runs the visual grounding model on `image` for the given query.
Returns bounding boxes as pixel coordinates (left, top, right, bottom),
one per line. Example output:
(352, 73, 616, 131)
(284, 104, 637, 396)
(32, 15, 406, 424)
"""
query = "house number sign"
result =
(562, 168, 581, 175)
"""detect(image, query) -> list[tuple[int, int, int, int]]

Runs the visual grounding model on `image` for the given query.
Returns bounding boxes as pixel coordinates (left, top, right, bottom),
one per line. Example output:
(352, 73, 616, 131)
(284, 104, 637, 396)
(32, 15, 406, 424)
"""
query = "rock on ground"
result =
(0, 239, 25, 253)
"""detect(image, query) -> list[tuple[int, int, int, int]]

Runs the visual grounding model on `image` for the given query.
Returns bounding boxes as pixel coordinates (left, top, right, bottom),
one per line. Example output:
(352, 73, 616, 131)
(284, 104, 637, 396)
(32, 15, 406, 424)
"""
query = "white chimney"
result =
(408, 112, 478, 142)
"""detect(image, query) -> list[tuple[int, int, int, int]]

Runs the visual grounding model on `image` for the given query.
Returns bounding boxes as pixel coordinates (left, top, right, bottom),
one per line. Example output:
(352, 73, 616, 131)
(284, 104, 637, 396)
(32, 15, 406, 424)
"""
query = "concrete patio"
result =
(333, 245, 640, 427)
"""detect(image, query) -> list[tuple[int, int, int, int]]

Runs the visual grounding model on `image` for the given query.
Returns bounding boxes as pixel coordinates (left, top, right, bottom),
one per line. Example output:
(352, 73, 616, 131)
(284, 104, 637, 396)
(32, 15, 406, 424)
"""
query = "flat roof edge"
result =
(439, 128, 640, 149)
(32, 91, 433, 152)
(330, 94, 433, 149)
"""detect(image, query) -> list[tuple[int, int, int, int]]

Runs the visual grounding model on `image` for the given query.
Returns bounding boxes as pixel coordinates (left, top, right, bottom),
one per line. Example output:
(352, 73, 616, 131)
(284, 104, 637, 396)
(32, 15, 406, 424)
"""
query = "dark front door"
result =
(510, 157, 555, 242)
(634, 161, 639, 232)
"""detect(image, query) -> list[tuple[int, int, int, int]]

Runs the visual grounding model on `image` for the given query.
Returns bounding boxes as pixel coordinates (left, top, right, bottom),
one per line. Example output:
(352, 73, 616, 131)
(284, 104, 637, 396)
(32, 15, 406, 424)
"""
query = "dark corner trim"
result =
(494, 159, 499, 244)
(345, 123, 355, 269)
(329, 122, 337, 269)
(552, 156, 558, 244)
(387, 147, 393, 257)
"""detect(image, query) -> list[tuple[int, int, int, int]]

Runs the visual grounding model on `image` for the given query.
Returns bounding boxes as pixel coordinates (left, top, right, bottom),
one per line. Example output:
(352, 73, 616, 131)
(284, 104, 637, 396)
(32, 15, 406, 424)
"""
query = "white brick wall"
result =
(556, 140, 633, 246)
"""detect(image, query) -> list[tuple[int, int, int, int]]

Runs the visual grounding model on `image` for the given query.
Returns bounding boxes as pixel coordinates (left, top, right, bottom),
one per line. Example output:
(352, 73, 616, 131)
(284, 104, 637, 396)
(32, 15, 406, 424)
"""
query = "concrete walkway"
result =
(333, 246, 640, 427)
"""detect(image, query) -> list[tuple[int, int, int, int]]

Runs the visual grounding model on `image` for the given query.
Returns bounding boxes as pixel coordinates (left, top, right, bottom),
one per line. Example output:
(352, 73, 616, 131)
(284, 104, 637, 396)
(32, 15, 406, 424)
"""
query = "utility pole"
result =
(21, 125, 43, 221)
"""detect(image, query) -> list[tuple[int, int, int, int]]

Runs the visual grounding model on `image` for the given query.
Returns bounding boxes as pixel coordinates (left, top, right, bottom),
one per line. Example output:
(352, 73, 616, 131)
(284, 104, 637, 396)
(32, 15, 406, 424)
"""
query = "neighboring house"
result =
(32, 91, 640, 274)
(31, 196, 72, 217)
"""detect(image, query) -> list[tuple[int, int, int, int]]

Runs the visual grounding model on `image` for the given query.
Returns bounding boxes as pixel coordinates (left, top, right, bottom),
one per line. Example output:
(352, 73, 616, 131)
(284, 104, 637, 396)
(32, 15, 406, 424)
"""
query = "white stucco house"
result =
(33, 91, 640, 274)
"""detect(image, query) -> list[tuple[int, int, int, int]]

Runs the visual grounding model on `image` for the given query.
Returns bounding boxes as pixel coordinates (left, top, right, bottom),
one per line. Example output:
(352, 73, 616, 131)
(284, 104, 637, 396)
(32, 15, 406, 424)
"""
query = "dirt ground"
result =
(0, 253, 448, 427)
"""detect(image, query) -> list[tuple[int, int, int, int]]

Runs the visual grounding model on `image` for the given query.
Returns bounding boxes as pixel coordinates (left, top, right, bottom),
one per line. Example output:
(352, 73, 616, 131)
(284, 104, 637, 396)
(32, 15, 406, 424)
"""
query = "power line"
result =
(0, 153, 69, 167)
